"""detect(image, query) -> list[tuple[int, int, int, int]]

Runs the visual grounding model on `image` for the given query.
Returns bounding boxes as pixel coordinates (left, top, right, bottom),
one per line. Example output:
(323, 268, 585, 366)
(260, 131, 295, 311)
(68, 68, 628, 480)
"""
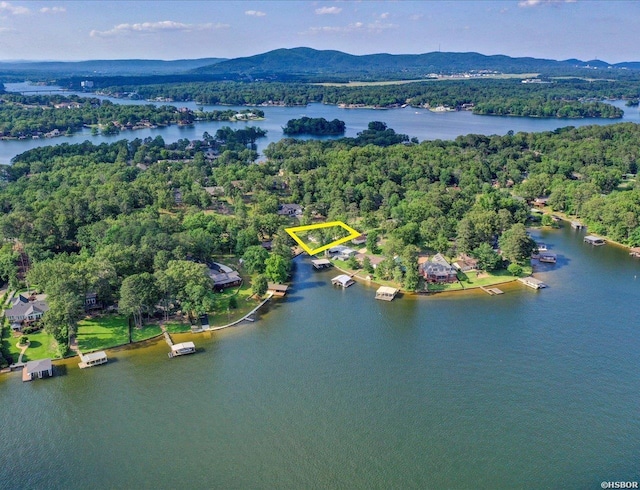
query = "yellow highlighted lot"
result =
(285, 221, 361, 255)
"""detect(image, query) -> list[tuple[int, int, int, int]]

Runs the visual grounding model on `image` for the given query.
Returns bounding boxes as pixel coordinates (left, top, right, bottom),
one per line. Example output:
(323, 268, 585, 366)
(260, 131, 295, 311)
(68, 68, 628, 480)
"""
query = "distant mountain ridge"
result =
(1, 48, 639, 82)
(0, 58, 226, 76)
(189, 48, 640, 81)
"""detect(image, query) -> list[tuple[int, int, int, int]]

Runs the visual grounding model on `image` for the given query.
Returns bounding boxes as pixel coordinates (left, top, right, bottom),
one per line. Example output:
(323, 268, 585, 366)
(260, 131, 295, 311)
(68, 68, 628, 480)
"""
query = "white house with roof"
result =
(4, 294, 49, 324)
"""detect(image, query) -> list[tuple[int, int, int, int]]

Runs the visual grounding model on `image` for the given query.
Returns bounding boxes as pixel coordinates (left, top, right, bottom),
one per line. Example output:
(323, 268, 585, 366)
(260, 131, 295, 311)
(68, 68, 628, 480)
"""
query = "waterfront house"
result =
(452, 254, 479, 272)
(420, 254, 458, 283)
(533, 197, 549, 208)
(351, 234, 367, 246)
(327, 245, 357, 261)
(277, 203, 303, 217)
(23, 359, 53, 381)
(208, 263, 243, 291)
(331, 275, 355, 288)
(5, 295, 49, 324)
(356, 253, 385, 269)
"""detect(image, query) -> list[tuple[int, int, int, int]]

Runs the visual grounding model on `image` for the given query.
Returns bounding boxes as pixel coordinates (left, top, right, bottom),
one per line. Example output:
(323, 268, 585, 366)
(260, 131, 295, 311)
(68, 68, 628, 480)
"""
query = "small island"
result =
(283, 116, 346, 135)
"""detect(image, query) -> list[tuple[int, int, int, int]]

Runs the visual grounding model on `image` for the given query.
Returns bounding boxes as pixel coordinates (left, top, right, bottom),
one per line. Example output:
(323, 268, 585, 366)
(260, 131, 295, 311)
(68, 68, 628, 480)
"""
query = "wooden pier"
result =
(481, 286, 504, 295)
(162, 324, 196, 358)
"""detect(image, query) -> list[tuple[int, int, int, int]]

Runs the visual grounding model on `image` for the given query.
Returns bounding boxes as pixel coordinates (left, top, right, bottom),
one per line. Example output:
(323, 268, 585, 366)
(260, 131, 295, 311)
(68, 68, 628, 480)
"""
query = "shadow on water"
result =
(53, 364, 68, 377)
(289, 280, 325, 292)
(534, 254, 571, 272)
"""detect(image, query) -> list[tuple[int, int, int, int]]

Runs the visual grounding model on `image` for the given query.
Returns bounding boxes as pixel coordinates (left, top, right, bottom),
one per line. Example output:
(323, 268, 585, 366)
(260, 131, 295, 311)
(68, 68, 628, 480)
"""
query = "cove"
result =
(1, 224, 639, 488)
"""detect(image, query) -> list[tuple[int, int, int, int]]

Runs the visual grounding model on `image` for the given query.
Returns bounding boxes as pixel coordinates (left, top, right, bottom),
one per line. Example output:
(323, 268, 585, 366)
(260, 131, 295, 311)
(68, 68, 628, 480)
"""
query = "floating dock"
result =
(375, 286, 399, 301)
(311, 258, 332, 270)
(584, 235, 606, 246)
(331, 274, 355, 288)
(168, 342, 196, 358)
(481, 287, 504, 295)
(518, 277, 547, 289)
(571, 221, 586, 230)
(78, 351, 108, 369)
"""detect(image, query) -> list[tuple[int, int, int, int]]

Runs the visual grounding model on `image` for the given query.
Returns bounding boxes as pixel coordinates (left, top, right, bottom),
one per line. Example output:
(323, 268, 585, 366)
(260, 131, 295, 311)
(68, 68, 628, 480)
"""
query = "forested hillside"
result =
(0, 122, 638, 352)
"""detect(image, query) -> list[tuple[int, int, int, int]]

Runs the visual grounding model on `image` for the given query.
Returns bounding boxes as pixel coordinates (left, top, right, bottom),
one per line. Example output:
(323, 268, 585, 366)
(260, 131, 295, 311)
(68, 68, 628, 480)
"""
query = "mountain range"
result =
(2, 48, 640, 82)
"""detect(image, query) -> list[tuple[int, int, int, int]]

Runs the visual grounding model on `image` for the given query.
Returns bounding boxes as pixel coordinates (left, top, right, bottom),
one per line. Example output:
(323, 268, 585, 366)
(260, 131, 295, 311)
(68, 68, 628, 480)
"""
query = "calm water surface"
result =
(1, 225, 639, 488)
(1, 82, 638, 165)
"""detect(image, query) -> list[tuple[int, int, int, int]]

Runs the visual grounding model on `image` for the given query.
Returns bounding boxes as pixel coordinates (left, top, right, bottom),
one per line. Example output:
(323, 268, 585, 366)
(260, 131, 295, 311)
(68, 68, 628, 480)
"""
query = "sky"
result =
(0, 0, 638, 63)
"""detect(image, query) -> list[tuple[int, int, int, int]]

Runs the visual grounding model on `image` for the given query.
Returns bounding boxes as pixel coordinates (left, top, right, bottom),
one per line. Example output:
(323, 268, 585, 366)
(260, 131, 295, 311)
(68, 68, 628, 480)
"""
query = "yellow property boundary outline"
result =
(285, 221, 361, 255)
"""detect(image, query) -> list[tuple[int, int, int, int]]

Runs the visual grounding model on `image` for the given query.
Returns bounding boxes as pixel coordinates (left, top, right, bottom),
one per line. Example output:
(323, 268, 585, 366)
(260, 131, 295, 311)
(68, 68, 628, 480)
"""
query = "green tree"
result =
(471, 243, 503, 271)
(242, 245, 269, 274)
(499, 224, 536, 265)
(119, 273, 160, 329)
(251, 274, 268, 297)
(264, 254, 289, 283)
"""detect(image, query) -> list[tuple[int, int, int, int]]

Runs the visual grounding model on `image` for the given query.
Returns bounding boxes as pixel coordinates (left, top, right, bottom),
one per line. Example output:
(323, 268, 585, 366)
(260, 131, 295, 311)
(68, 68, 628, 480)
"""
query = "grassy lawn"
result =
(131, 324, 162, 342)
(20, 330, 59, 361)
(206, 276, 262, 327)
(426, 281, 465, 292)
(76, 315, 130, 352)
(77, 314, 166, 350)
(458, 267, 533, 288)
(165, 322, 192, 334)
(332, 258, 403, 290)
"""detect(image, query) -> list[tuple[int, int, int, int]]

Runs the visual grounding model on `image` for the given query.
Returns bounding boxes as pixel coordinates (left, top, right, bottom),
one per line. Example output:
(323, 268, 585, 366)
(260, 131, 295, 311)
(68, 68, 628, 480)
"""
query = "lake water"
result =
(1, 82, 638, 165)
(1, 225, 639, 488)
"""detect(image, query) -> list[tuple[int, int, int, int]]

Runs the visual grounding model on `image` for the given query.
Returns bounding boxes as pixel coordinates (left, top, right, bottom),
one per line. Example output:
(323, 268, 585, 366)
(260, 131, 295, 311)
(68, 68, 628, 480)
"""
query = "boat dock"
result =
(518, 277, 547, 289)
(481, 286, 504, 295)
(162, 324, 196, 358)
(375, 286, 399, 301)
(584, 235, 606, 246)
(78, 351, 108, 369)
(22, 359, 53, 382)
(168, 342, 196, 358)
(311, 258, 332, 270)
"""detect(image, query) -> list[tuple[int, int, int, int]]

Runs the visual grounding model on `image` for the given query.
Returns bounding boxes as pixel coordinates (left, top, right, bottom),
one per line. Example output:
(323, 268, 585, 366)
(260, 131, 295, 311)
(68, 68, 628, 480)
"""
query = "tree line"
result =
(92, 78, 639, 116)
(0, 93, 264, 139)
(1, 121, 639, 354)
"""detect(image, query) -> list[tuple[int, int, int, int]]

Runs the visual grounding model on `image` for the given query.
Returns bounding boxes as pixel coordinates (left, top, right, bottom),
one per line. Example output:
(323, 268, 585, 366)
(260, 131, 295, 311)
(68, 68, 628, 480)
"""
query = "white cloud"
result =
(90, 20, 228, 37)
(40, 6, 66, 14)
(305, 20, 397, 35)
(245, 10, 266, 17)
(0, 1, 29, 15)
(409, 14, 424, 21)
(315, 6, 342, 15)
(380, 12, 390, 19)
(518, 0, 576, 7)
(0, 26, 16, 32)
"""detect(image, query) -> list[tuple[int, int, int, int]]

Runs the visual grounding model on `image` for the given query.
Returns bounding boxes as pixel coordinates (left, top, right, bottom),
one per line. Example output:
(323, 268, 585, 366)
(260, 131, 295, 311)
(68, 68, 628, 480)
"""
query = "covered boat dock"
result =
(331, 274, 355, 288)
(375, 286, 399, 301)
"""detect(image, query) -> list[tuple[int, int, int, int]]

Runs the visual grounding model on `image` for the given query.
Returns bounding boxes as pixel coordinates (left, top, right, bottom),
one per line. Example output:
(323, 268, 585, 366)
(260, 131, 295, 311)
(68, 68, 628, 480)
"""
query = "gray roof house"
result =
(277, 204, 303, 217)
(420, 254, 458, 283)
(5, 295, 49, 323)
